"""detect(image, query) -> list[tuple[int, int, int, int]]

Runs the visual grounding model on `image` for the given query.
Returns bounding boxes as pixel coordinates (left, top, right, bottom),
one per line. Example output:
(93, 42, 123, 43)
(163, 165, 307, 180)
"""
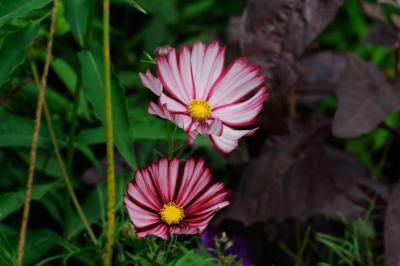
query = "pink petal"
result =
(155, 45, 173, 56)
(148, 158, 170, 203)
(177, 114, 194, 132)
(127, 171, 161, 211)
(168, 158, 180, 202)
(157, 49, 193, 104)
(187, 119, 223, 145)
(148, 102, 184, 128)
(136, 224, 169, 240)
(210, 125, 258, 154)
(196, 119, 223, 136)
(139, 69, 163, 96)
(176, 159, 212, 206)
(207, 58, 265, 107)
(191, 41, 225, 100)
(183, 210, 220, 233)
(159, 93, 187, 113)
(188, 130, 198, 146)
(185, 120, 199, 145)
(185, 182, 230, 215)
(212, 87, 268, 126)
(170, 225, 201, 235)
(123, 197, 160, 228)
(178, 46, 195, 101)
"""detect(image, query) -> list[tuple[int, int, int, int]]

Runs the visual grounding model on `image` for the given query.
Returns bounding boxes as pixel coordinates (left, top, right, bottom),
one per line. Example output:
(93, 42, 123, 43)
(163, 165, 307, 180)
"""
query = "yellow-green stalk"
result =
(102, 0, 116, 264)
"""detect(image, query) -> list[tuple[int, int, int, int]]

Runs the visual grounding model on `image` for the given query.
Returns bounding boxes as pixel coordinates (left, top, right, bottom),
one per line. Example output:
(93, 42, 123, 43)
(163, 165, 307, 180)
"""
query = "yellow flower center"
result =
(159, 202, 185, 225)
(188, 99, 212, 122)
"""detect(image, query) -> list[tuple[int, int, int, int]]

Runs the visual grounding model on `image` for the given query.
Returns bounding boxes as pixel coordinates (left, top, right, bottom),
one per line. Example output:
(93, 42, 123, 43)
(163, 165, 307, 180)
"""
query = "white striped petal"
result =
(212, 87, 268, 126)
(139, 69, 163, 96)
(207, 58, 264, 107)
(191, 41, 225, 99)
(210, 125, 258, 154)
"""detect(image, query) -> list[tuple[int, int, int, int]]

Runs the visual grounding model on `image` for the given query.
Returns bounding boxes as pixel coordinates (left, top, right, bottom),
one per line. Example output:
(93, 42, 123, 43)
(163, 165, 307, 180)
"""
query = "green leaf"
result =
(0, 233, 18, 266)
(40, 194, 63, 225)
(0, 108, 66, 149)
(79, 49, 135, 168)
(66, 185, 105, 238)
(51, 58, 77, 91)
(0, 107, 58, 148)
(23, 229, 61, 265)
(75, 107, 211, 146)
(0, 0, 51, 28)
(0, 181, 60, 221)
(16, 83, 70, 113)
(75, 127, 105, 145)
(172, 250, 216, 266)
(138, 0, 177, 24)
(64, 0, 90, 47)
(67, 174, 130, 238)
(0, 23, 39, 89)
(15, 149, 63, 178)
(55, 0, 70, 35)
(181, 0, 215, 19)
(124, 0, 147, 14)
(50, 57, 91, 119)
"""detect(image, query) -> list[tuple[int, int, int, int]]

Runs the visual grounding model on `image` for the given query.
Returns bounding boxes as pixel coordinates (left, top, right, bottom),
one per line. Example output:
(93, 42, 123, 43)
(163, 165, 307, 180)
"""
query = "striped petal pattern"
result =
(139, 41, 268, 153)
(124, 158, 230, 240)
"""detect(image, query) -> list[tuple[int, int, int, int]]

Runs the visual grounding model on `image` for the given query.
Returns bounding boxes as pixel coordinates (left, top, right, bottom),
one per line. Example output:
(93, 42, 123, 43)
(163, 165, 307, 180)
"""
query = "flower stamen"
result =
(188, 99, 212, 122)
(159, 202, 185, 225)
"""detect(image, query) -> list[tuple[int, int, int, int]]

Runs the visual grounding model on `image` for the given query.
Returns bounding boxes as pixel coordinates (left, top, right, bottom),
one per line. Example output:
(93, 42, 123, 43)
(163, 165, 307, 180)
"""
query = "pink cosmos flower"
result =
(139, 41, 269, 153)
(124, 158, 230, 240)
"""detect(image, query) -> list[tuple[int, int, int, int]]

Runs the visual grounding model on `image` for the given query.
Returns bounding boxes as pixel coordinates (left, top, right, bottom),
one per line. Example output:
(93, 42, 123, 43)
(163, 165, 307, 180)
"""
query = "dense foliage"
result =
(0, 0, 400, 265)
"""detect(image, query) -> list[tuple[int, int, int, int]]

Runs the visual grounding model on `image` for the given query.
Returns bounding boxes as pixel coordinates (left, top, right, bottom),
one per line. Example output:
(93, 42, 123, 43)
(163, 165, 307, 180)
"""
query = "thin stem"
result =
(30, 60, 98, 246)
(103, 0, 116, 264)
(166, 121, 173, 159)
(17, 1, 59, 264)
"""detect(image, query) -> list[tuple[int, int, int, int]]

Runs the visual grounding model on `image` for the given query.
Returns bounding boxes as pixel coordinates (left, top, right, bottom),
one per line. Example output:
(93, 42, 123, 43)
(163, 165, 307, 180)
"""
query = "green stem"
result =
(30, 61, 98, 246)
(103, 0, 116, 264)
(166, 121, 173, 159)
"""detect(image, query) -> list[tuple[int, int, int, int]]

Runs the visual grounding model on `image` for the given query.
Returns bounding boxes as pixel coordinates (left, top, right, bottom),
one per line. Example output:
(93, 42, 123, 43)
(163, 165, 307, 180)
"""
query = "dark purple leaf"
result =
(397, 48, 400, 77)
(364, 23, 399, 49)
(235, 0, 343, 57)
(219, 116, 386, 226)
(332, 54, 400, 138)
(392, 14, 400, 31)
(384, 182, 400, 266)
(362, 2, 387, 22)
(296, 52, 347, 104)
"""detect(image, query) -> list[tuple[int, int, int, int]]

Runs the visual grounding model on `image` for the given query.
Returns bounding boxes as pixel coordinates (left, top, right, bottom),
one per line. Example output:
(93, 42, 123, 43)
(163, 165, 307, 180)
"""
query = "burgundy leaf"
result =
(392, 14, 400, 31)
(235, 0, 343, 56)
(296, 51, 347, 105)
(384, 182, 400, 266)
(220, 116, 386, 225)
(332, 54, 400, 138)
(364, 23, 399, 49)
(362, 2, 387, 22)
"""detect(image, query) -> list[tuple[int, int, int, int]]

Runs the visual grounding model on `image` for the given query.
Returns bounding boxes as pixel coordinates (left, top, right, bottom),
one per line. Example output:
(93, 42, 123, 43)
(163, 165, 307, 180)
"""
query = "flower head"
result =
(124, 158, 230, 240)
(139, 41, 269, 153)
